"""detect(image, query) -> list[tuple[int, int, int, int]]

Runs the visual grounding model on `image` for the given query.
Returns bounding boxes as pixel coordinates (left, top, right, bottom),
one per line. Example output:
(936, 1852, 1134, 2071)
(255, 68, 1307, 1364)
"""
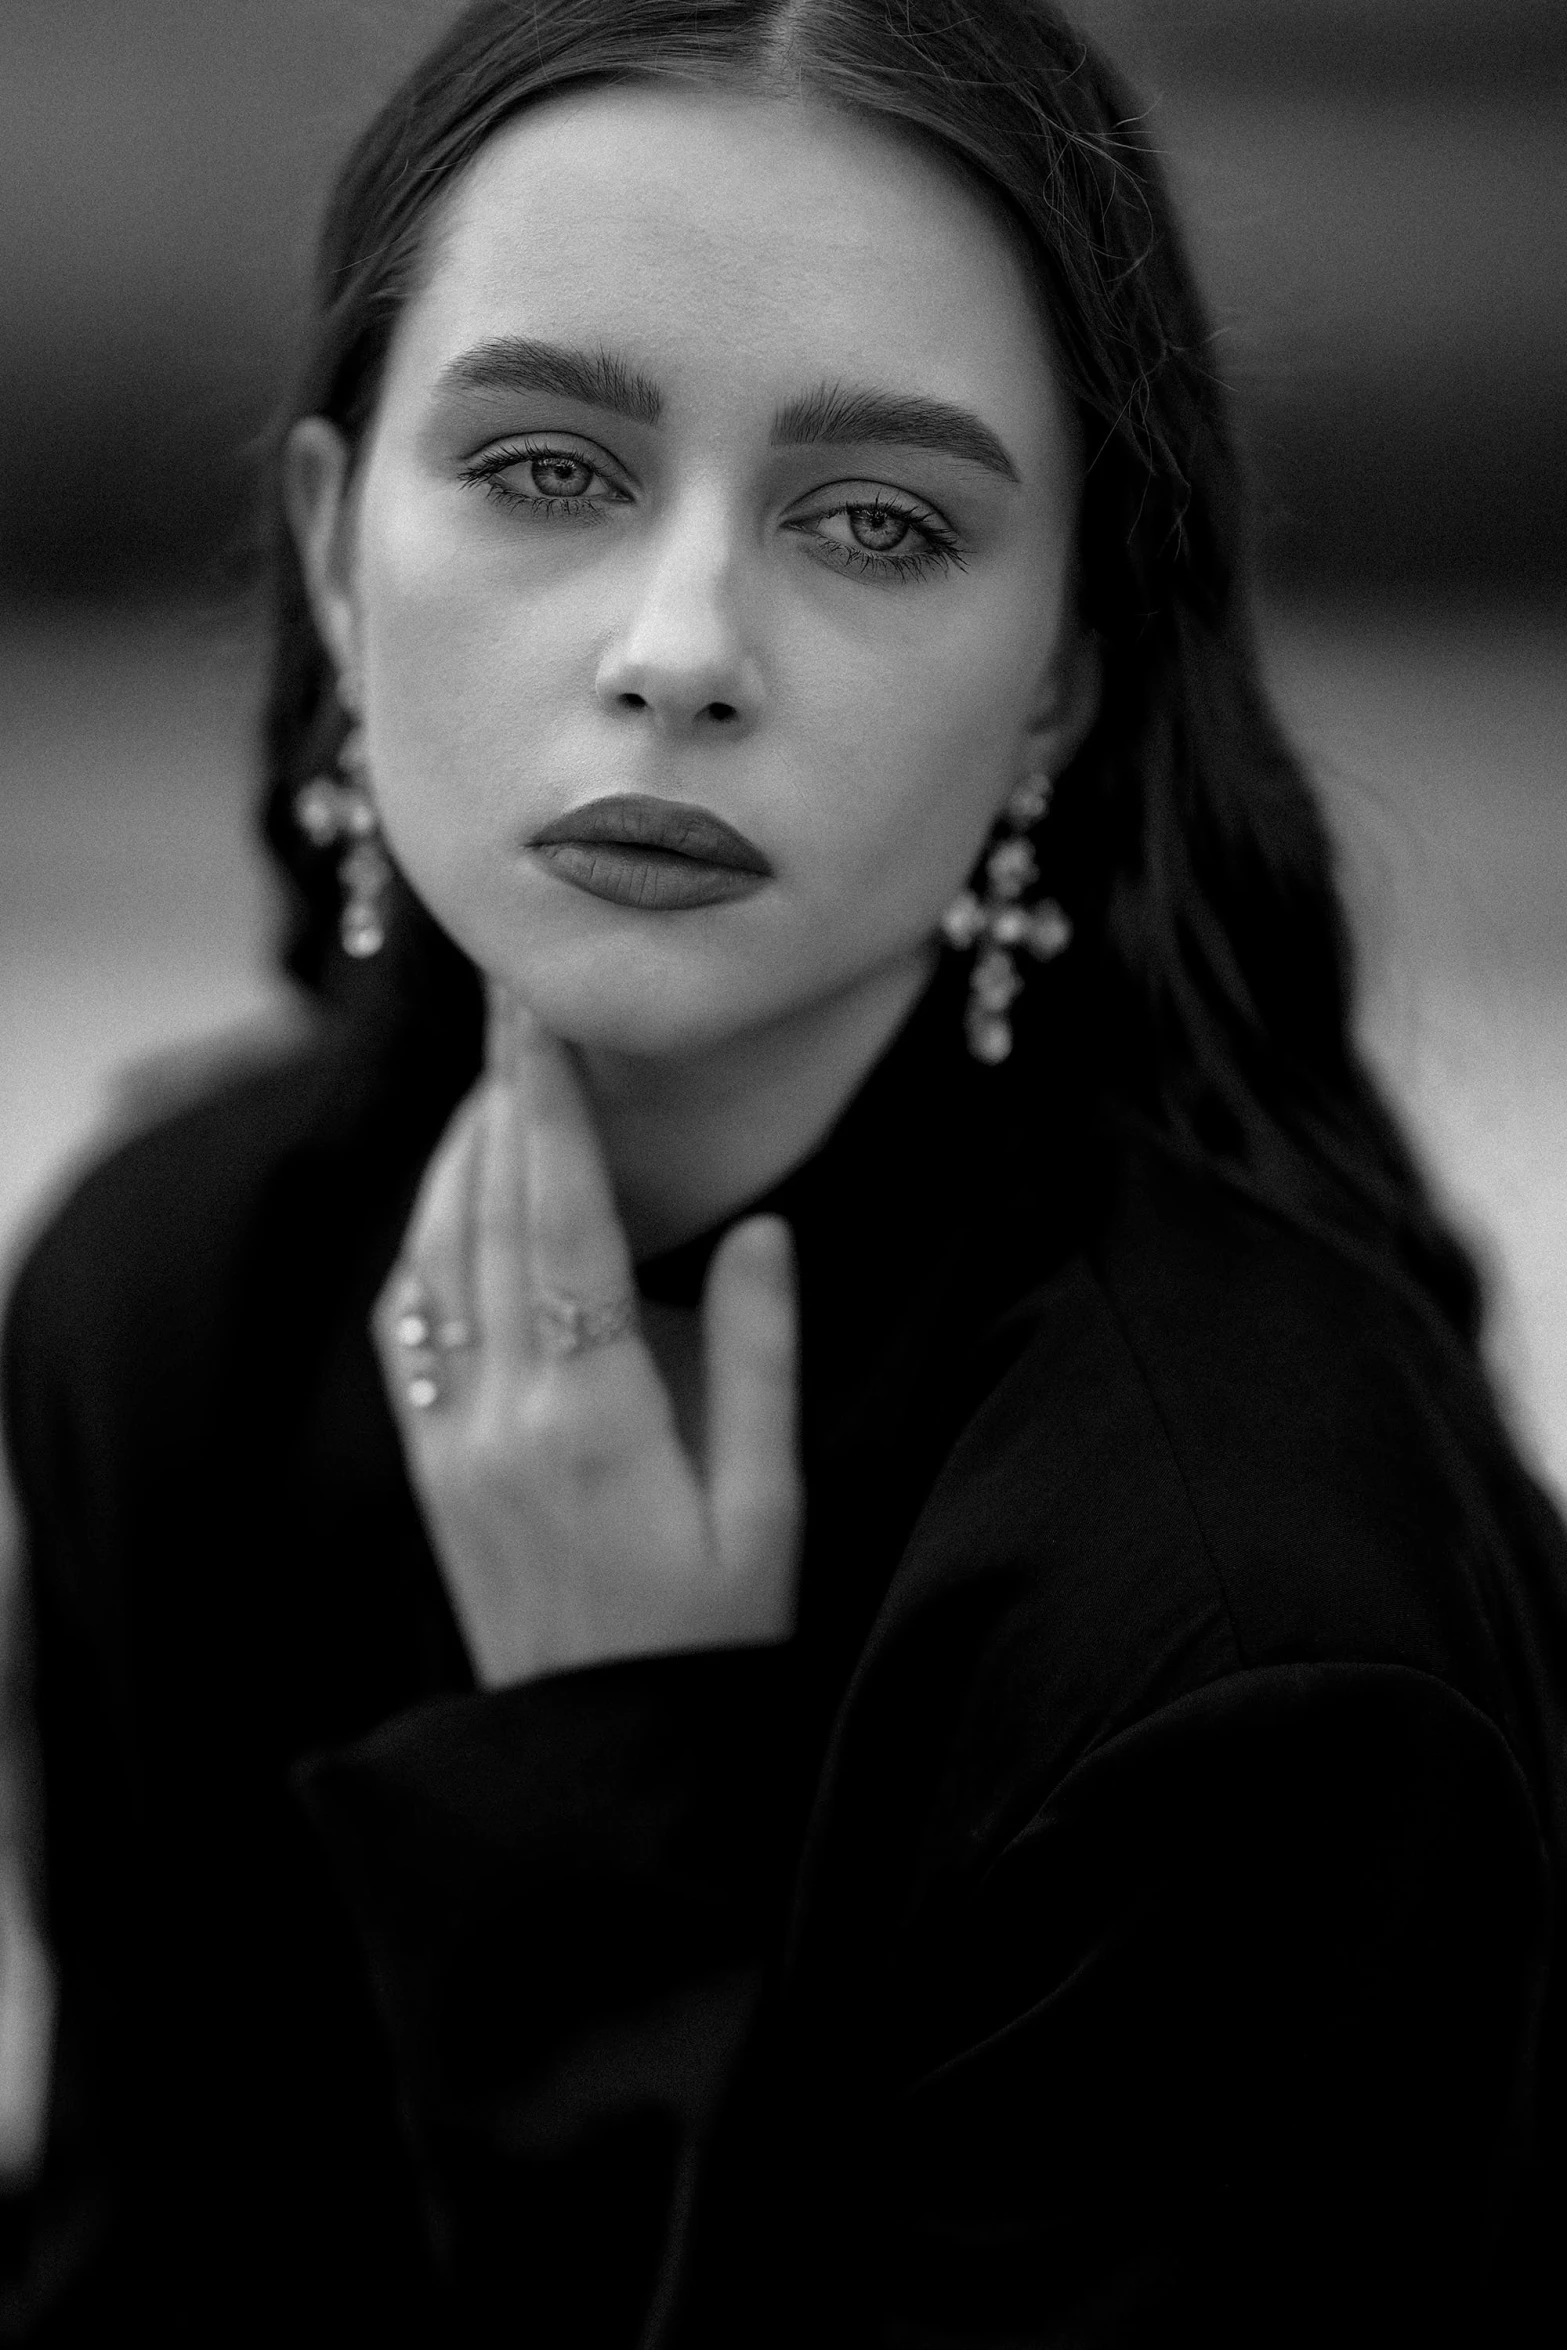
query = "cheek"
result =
(351, 491, 563, 894)
(790, 595, 1044, 930)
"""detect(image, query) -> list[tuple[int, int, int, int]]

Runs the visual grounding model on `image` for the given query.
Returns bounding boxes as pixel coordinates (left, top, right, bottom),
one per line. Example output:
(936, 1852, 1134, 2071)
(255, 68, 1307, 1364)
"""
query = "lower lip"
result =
(528, 841, 769, 911)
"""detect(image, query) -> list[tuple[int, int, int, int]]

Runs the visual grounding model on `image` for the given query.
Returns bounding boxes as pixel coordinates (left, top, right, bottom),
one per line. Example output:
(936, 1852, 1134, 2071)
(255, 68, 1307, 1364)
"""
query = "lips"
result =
(526, 794, 773, 911)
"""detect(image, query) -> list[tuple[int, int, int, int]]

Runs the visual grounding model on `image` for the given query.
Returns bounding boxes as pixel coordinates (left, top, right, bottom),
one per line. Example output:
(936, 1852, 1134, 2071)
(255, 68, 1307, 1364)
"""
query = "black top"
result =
(2, 953, 1564, 2347)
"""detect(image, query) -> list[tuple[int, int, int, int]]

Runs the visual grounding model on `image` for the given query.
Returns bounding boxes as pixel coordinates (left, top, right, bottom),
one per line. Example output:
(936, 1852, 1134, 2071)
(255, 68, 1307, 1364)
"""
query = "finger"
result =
(403, 1088, 485, 1335)
(703, 1217, 801, 1579)
(472, 1064, 537, 1366)
(494, 1006, 636, 1345)
(374, 1088, 484, 1402)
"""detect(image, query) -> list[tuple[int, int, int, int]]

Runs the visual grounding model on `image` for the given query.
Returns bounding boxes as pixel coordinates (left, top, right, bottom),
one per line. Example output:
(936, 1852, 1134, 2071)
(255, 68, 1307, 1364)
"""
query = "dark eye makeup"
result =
(455, 437, 970, 585)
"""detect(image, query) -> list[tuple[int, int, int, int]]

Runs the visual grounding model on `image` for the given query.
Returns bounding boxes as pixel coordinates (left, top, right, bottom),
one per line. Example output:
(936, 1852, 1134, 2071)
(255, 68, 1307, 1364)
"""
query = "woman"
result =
(2, 0, 1563, 2340)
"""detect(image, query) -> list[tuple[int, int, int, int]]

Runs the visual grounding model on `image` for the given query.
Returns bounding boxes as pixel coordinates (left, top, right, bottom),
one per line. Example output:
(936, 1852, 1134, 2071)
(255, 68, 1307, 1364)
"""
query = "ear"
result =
(282, 416, 362, 707)
(1021, 617, 1104, 781)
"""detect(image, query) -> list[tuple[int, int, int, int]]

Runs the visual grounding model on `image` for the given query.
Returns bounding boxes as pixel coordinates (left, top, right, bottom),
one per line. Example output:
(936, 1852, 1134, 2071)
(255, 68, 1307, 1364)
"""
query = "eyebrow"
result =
(437, 337, 1023, 485)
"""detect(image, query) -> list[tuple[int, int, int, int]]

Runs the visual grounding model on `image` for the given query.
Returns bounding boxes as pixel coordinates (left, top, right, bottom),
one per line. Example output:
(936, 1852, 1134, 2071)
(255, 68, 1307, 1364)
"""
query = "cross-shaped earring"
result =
(940, 771, 1072, 1064)
(294, 720, 393, 959)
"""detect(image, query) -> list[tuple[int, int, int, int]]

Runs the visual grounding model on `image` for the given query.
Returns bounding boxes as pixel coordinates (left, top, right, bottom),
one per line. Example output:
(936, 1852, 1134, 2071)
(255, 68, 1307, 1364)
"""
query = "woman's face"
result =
(291, 78, 1095, 1058)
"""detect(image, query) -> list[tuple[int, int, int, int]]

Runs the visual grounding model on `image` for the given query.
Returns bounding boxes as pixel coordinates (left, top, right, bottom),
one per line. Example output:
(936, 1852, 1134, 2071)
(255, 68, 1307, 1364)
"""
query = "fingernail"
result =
(741, 1216, 794, 1282)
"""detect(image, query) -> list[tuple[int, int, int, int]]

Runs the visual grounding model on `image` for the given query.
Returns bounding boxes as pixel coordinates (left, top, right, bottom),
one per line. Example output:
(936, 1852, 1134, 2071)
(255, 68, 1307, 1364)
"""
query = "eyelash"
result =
(456, 440, 969, 583)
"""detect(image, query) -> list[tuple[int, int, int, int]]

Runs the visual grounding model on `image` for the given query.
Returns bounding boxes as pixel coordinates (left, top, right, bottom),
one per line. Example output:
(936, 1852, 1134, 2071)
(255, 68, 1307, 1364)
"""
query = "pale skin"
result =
(285, 78, 1099, 1686)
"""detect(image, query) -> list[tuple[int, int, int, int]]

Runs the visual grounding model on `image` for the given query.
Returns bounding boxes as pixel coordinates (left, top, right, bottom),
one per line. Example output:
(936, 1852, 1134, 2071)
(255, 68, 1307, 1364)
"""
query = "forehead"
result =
(394, 78, 1067, 472)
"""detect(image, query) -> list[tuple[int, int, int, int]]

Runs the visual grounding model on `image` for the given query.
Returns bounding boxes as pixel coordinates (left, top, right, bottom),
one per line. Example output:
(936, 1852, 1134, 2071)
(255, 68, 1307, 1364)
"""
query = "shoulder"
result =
(7, 1027, 325, 1337)
(0, 1018, 395, 1479)
(1079, 1135, 1521, 1675)
(881, 1130, 1552, 1779)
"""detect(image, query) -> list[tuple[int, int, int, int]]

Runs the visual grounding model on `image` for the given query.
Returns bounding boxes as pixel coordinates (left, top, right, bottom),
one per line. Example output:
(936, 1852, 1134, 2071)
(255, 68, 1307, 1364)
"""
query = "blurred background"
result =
(0, 0, 1563, 2193)
(0, 4, 1564, 1465)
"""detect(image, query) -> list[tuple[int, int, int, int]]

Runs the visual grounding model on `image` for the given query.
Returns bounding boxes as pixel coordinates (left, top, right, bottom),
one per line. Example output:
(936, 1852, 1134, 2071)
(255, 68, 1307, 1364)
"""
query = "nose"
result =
(592, 489, 763, 737)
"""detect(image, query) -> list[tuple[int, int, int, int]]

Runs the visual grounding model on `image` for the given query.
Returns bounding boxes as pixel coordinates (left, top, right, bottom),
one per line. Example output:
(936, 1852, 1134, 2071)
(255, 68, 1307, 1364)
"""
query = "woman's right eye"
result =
(458, 442, 625, 515)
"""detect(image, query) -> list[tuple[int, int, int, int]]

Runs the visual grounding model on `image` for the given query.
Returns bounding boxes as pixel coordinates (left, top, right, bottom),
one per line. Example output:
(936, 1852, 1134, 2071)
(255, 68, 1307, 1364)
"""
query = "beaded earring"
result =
(293, 722, 392, 959)
(941, 770, 1072, 1064)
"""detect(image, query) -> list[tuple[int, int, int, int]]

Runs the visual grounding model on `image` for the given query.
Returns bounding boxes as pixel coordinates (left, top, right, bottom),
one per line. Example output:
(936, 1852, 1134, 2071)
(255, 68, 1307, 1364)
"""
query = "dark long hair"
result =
(259, 0, 1485, 1352)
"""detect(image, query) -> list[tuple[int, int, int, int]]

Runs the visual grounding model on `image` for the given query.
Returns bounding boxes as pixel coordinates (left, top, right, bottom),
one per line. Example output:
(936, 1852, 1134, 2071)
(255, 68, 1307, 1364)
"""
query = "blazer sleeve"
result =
(295, 1650, 1552, 2349)
(821, 1661, 1553, 2350)
(291, 1646, 814, 2341)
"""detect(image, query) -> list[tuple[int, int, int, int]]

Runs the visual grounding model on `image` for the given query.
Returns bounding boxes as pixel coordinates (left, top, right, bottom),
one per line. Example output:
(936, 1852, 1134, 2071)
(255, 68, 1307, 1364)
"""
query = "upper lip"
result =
(528, 794, 772, 874)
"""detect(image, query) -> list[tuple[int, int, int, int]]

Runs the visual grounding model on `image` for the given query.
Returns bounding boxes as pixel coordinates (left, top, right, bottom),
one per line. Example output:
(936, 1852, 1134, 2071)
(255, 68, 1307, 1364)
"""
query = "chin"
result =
(491, 949, 796, 1063)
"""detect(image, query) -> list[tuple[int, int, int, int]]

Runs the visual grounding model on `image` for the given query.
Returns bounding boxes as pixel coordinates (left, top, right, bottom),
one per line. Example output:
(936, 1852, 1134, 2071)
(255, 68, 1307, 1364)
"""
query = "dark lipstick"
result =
(526, 794, 773, 911)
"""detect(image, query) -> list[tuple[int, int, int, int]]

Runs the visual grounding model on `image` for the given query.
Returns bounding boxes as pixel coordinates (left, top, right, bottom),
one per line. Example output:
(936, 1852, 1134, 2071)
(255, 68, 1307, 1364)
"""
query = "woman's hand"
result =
(370, 992, 802, 1687)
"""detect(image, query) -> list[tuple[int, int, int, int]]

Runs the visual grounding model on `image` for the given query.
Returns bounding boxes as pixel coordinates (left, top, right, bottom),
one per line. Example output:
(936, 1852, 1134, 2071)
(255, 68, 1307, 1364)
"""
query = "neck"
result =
(579, 944, 939, 1261)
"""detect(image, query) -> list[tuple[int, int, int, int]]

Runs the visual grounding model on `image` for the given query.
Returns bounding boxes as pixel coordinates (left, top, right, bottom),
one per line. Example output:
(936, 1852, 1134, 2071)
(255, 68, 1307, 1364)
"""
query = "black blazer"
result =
(2, 955, 1564, 2346)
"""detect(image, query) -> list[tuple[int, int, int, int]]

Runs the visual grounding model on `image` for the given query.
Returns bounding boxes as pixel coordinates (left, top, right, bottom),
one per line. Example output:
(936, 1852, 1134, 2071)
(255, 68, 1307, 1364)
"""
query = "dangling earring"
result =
(293, 722, 392, 959)
(940, 769, 1072, 1065)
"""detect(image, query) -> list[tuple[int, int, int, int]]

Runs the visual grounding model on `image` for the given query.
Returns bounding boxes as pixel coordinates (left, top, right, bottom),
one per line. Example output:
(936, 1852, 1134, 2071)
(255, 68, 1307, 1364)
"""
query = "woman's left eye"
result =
(786, 497, 968, 583)
(457, 443, 967, 584)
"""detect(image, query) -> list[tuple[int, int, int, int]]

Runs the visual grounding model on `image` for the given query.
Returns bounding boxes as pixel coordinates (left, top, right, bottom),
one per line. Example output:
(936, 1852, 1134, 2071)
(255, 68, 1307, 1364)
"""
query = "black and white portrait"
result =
(1, 3, 1563, 2340)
